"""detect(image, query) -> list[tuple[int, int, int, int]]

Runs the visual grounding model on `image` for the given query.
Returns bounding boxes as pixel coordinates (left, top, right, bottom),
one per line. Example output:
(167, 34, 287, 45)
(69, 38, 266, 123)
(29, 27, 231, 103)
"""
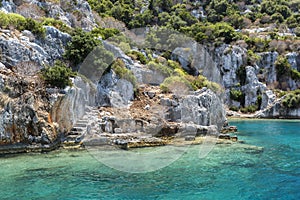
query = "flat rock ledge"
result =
(0, 140, 61, 155)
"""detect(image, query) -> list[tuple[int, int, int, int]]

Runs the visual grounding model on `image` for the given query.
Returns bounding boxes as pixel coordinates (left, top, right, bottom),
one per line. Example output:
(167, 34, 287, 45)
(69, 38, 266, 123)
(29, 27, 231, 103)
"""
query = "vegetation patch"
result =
(230, 89, 243, 102)
(240, 105, 258, 114)
(282, 90, 300, 109)
(41, 61, 76, 88)
(111, 59, 137, 88)
(275, 55, 300, 82)
(64, 29, 102, 66)
(0, 12, 45, 38)
(91, 27, 120, 40)
(42, 18, 73, 34)
(127, 50, 148, 64)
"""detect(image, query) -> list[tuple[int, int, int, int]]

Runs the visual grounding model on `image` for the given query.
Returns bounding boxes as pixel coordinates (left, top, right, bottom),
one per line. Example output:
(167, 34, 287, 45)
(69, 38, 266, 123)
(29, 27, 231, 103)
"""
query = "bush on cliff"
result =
(64, 29, 101, 66)
(111, 58, 137, 88)
(127, 50, 148, 64)
(41, 61, 76, 88)
(42, 18, 73, 34)
(0, 12, 45, 38)
(230, 89, 243, 102)
(282, 90, 300, 108)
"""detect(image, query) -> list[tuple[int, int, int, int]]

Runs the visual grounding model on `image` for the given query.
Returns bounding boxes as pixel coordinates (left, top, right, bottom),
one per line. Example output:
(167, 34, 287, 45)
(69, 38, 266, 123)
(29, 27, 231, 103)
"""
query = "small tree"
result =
(64, 29, 101, 66)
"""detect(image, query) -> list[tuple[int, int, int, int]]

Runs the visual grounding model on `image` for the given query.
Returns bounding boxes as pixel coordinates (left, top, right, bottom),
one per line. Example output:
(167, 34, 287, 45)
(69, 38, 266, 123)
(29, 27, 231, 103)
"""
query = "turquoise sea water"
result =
(0, 120, 299, 200)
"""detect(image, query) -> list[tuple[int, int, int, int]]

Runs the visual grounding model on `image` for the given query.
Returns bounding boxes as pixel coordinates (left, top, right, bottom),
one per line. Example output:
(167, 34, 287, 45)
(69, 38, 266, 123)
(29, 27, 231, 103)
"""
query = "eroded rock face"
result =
(256, 99, 300, 119)
(162, 88, 226, 130)
(257, 52, 278, 85)
(216, 45, 247, 88)
(0, 68, 57, 145)
(242, 66, 267, 107)
(50, 77, 97, 133)
(0, 68, 96, 146)
(172, 44, 223, 84)
(0, 27, 71, 67)
(131, 62, 167, 85)
(0, 0, 96, 31)
(97, 71, 134, 108)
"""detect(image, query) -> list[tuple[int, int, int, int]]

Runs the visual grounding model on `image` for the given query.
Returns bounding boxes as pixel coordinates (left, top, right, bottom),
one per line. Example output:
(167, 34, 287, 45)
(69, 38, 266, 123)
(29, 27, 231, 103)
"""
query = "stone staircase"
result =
(62, 106, 101, 149)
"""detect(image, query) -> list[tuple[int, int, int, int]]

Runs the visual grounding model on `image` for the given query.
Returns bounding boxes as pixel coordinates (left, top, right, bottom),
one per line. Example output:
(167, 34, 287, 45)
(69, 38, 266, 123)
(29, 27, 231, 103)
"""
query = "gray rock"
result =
(0, 1, 16, 13)
(50, 76, 97, 133)
(185, 136, 196, 141)
(131, 63, 167, 85)
(0, 26, 71, 67)
(256, 97, 300, 119)
(261, 90, 276, 109)
(160, 98, 172, 106)
(146, 91, 156, 99)
(242, 66, 267, 107)
(257, 52, 278, 84)
(286, 52, 300, 70)
(96, 71, 134, 108)
(114, 128, 123, 134)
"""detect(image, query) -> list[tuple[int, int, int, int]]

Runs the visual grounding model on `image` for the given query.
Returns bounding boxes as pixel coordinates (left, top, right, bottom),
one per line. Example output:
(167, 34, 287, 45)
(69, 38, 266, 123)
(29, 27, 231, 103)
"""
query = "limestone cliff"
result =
(256, 99, 300, 119)
(1, 0, 96, 31)
(172, 43, 300, 117)
(0, 65, 96, 150)
(0, 26, 71, 67)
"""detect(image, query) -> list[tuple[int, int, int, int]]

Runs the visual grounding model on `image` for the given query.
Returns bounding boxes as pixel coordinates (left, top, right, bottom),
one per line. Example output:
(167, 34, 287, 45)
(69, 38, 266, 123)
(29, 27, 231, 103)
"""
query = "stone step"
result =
(73, 123, 87, 128)
(76, 119, 89, 123)
(64, 135, 84, 143)
(71, 127, 85, 132)
(72, 126, 87, 131)
(68, 131, 84, 136)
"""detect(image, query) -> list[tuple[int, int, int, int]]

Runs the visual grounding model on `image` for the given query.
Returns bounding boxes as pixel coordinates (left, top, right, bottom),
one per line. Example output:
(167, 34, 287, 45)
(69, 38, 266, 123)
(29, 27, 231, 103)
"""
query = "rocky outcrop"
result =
(241, 66, 267, 107)
(0, 67, 58, 146)
(50, 77, 97, 133)
(256, 51, 278, 85)
(131, 62, 167, 85)
(96, 71, 134, 108)
(172, 42, 300, 113)
(256, 99, 300, 119)
(161, 88, 226, 130)
(0, 27, 71, 67)
(0, 66, 97, 151)
(0, 0, 96, 31)
(172, 44, 223, 84)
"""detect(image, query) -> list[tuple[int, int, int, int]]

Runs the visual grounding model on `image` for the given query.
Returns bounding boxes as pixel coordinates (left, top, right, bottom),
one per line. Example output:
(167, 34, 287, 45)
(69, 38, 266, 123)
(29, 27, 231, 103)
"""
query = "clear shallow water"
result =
(0, 120, 299, 200)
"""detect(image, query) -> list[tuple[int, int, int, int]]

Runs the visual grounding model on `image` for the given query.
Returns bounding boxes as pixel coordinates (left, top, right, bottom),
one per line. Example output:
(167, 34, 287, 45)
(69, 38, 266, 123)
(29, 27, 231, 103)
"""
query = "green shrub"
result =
(0, 12, 45, 37)
(147, 61, 173, 77)
(78, 44, 114, 82)
(127, 50, 148, 64)
(41, 61, 76, 88)
(247, 50, 261, 65)
(42, 18, 73, 34)
(291, 69, 300, 80)
(245, 36, 270, 52)
(240, 105, 258, 113)
(282, 90, 300, 108)
(275, 55, 291, 80)
(229, 106, 239, 112)
(230, 89, 243, 102)
(24, 18, 46, 38)
(91, 27, 120, 40)
(185, 22, 241, 44)
(64, 29, 101, 65)
(111, 59, 137, 88)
